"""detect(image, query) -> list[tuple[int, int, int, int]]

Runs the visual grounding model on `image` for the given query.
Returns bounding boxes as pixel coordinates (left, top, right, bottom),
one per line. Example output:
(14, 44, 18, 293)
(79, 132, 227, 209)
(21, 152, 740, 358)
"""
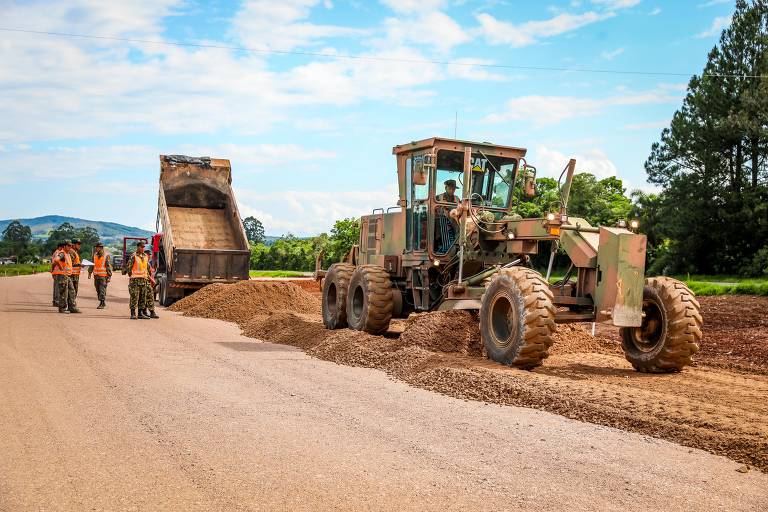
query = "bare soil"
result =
(173, 283, 768, 472)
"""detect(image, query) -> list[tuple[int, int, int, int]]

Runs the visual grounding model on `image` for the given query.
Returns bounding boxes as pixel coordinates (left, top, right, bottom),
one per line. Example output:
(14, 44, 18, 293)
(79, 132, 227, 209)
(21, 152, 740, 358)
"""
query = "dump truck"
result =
(320, 137, 703, 373)
(154, 155, 250, 306)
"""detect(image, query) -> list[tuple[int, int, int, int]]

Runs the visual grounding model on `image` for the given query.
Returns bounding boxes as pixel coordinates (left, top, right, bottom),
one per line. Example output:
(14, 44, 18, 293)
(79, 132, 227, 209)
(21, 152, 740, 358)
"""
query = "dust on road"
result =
(173, 280, 768, 472)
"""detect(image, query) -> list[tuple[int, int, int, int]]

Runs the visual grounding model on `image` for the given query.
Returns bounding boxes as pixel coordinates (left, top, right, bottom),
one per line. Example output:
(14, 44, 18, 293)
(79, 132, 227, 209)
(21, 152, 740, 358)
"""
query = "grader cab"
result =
(321, 137, 702, 373)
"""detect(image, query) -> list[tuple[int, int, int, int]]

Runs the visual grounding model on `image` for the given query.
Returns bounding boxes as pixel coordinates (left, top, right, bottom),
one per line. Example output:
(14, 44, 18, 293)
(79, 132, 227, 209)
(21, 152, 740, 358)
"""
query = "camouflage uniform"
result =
(53, 249, 77, 312)
(124, 251, 156, 317)
(88, 249, 112, 304)
(68, 247, 81, 299)
(141, 280, 155, 312)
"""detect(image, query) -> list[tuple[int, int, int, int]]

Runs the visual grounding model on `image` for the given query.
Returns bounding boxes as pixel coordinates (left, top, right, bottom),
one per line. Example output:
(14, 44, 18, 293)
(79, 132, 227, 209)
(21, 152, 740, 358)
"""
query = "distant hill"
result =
(0, 215, 153, 242)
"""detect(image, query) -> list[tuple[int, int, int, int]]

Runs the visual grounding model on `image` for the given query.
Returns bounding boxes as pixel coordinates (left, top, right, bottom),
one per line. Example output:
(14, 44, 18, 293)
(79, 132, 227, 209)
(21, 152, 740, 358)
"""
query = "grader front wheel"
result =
(346, 265, 394, 335)
(480, 267, 556, 370)
(322, 263, 355, 329)
(620, 277, 703, 373)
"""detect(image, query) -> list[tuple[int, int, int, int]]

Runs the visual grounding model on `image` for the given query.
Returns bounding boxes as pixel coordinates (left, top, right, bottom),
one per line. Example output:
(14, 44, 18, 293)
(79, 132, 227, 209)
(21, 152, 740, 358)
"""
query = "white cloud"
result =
(649, 7, 661, 15)
(601, 47, 625, 60)
(695, 15, 732, 38)
(380, 0, 447, 13)
(533, 145, 618, 180)
(230, 0, 366, 51)
(485, 89, 679, 126)
(698, 0, 730, 7)
(590, 0, 642, 9)
(475, 11, 614, 48)
(383, 11, 470, 52)
(236, 187, 399, 234)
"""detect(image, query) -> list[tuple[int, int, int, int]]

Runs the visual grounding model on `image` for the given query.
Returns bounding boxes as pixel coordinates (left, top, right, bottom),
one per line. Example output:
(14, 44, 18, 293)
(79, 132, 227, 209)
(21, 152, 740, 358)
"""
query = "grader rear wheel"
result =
(346, 265, 393, 335)
(620, 277, 702, 373)
(322, 263, 355, 329)
(480, 267, 556, 370)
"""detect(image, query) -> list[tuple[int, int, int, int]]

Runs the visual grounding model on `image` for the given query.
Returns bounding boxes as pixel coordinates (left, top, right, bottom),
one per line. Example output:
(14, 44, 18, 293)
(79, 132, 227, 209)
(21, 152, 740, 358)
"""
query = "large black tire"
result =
(158, 276, 172, 307)
(322, 263, 355, 329)
(480, 267, 556, 370)
(620, 277, 702, 373)
(346, 265, 393, 335)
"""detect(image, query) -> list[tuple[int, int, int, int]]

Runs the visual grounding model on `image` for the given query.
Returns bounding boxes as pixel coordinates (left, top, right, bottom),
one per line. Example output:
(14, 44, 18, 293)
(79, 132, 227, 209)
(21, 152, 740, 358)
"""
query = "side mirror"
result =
(523, 168, 537, 198)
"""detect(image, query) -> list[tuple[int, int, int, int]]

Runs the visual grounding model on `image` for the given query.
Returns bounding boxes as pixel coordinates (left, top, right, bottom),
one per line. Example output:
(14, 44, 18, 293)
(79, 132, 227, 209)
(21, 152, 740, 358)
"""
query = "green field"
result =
(0, 264, 50, 277)
(675, 275, 768, 296)
(249, 270, 312, 278)
(546, 273, 768, 296)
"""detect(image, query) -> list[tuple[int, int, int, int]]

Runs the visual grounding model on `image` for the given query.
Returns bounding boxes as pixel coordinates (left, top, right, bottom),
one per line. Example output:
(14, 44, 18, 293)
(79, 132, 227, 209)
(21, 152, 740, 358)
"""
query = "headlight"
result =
(546, 213, 556, 221)
(433, 259, 440, 266)
(630, 220, 639, 229)
(507, 232, 515, 240)
(617, 220, 627, 228)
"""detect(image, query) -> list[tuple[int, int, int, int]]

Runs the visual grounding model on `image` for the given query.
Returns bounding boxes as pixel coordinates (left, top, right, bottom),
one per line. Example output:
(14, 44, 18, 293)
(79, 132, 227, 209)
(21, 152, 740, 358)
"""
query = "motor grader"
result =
(320, 137, 702, 372)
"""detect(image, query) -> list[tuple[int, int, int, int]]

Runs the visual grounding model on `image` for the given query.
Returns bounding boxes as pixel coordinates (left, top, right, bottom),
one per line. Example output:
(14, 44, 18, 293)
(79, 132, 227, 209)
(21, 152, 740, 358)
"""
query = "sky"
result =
(0, 0, 736, 235)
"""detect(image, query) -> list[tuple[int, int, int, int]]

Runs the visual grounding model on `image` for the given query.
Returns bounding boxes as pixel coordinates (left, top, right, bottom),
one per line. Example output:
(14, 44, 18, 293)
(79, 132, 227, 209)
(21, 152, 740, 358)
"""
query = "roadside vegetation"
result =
(249, 270, 311, 278)
(0, 263, 50, 277)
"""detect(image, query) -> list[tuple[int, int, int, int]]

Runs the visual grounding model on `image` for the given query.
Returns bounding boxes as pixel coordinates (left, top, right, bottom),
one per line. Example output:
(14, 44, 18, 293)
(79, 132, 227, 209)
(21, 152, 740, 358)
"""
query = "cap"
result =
(444, 179, 457, 188)
(136, 240, 145, 247)
(64, 239, 72, 245)
(95, 241, 104, 247)
(72, 239, 81, 244)
(56, 241, 65, 248)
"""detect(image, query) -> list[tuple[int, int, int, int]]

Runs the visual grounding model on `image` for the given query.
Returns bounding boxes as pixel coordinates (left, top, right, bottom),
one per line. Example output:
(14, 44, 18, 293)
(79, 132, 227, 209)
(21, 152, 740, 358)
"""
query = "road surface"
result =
(1, 273, 766, 511)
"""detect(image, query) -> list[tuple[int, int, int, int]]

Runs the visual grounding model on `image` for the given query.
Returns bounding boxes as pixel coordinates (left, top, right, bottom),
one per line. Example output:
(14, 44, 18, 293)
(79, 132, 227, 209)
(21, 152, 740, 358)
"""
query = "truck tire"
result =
(620, 277, 702, 373)
(158, 275, 172, 307)
(322, 263, 355, 329)
(480, 267, 556, 370)
(346, 265, 393, 335)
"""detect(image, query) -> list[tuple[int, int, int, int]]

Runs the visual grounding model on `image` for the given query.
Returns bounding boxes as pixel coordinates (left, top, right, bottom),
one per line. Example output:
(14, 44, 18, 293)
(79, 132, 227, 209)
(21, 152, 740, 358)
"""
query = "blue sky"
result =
(0, 0, 735, 235)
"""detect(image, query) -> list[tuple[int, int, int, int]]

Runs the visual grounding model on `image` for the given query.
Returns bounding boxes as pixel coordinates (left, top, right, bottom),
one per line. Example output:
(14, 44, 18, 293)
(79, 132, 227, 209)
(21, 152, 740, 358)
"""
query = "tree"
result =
(45, 222, 77, 254)
(243, 216, 266, 244)
(644, 0, 768, 275)
(2, 220, 32, 244)
(325, 218, 360, 264)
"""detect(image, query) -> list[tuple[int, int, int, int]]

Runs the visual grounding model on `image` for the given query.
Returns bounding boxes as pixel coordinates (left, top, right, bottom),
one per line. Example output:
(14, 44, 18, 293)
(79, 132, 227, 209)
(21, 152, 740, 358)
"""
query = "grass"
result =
(549, 272, 768, 296)
(249, 270, 312, 278)
(0, 263, 50, 277)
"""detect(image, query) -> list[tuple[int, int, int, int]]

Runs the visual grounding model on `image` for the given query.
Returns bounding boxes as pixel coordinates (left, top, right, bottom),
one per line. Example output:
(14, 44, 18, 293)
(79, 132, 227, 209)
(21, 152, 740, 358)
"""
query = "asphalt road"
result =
(1, 273, 766, 511)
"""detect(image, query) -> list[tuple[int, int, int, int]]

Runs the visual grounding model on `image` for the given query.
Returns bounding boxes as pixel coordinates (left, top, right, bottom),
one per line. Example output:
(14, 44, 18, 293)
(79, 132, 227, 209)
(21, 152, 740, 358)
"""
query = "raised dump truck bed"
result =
(155, 155, 250, 305)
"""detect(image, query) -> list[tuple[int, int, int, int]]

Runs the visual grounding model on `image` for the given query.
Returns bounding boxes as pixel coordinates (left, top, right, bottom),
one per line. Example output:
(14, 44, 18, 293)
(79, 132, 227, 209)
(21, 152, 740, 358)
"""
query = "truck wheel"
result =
(322, 263, 355, 329)
(158, 276, 172, 307)
(620, 277, 702, 373)
(480, 267, 556, 370)
(346, 265, 393, 335)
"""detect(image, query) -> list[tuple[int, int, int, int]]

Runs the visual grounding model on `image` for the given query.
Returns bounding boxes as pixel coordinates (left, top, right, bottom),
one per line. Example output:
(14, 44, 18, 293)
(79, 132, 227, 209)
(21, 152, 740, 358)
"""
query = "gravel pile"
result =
(169, 281, 320, 325)
(399, 311, 483, 356)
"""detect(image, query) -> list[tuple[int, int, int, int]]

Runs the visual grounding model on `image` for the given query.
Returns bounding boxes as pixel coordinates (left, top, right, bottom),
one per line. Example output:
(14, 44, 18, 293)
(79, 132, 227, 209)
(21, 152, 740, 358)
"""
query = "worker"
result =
(68, 238, 83, 300)
(52, 240, 80, 314)
(88, 241, 112, 309)
(436, 179, 460, 205)
(123, 241, 157, 319)
(141, 249, 159, 319)
(51, 241, 64, 307)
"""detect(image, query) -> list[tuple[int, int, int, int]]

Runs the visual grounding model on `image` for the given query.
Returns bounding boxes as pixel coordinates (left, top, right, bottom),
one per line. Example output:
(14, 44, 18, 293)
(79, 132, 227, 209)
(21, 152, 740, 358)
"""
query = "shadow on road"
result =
(216, 341, 297, 352)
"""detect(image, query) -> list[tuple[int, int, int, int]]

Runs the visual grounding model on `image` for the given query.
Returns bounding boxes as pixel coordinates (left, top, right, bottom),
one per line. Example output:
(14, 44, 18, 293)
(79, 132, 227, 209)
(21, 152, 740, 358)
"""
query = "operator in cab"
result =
(436, 179, 459, 205)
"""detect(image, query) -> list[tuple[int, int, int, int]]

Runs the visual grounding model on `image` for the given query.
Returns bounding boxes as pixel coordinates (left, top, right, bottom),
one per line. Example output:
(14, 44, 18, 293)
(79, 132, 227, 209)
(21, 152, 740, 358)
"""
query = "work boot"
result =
(148, 310, 159, 319)
(138, 310, 149, 319)
(130, 309, 137, 320)
(53, 301, 59, 307)
(59, 308, 69, 314)
(97, 301, 105, 309)
(68, 307, 81, 314)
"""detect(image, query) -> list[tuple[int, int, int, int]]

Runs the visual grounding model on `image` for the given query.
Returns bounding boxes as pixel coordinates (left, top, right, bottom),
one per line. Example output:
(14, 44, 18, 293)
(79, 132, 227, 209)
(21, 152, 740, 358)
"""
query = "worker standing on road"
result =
(141, 249, 159, 319)
(53, 240, 80, 314)
(123, 241, 156, 319)
(88, 241, 112, 309)
(68, 239, 82, 301)
(51, 241, 64, 307)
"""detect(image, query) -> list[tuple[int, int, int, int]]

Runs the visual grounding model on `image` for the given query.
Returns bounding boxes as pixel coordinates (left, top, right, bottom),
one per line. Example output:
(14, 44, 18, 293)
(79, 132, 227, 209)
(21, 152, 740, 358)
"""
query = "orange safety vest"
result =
(93, 253, 109, 277)
(70, 250, 81, 275)
(131, 253, 148, 279)
(52, 251, 72, 276)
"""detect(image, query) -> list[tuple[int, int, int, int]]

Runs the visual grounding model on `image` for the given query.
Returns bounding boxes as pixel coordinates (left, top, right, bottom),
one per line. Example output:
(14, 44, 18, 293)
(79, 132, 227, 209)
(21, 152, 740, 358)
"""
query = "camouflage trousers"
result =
(55, 275, 76, 311)
(129, 278, 155, 311)
(70, 275, 79, 301)
(94, 276, 109, 302)
(53, 276, 60, 306)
